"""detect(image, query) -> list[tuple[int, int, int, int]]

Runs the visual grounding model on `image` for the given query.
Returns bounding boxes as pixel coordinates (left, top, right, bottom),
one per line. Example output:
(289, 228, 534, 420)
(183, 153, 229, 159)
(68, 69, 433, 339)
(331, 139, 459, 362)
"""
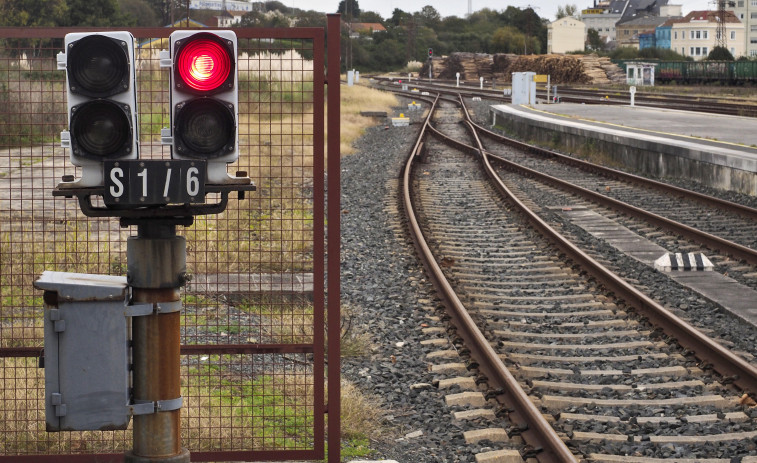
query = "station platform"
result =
(489, 103, 757, 195)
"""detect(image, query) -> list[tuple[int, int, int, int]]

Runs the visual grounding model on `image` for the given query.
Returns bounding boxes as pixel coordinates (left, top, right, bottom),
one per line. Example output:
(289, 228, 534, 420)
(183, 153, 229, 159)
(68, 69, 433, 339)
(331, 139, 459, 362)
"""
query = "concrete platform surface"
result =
(489, 103, 757, 195)
(519, 103, 757, 152)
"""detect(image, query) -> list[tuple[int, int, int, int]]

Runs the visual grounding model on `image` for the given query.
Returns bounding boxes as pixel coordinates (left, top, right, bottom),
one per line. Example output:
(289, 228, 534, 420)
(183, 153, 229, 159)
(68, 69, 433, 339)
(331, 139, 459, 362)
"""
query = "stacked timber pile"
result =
(579, 55, 626, 84)
(423, 53, 495, 80)
(419, 52, 623, 85)
(505, 54, 590, 84)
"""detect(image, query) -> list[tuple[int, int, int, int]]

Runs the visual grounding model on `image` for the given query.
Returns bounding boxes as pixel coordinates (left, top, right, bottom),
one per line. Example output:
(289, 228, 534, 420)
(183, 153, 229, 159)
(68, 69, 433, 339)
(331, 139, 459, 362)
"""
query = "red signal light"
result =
(175, 34, 233, 93)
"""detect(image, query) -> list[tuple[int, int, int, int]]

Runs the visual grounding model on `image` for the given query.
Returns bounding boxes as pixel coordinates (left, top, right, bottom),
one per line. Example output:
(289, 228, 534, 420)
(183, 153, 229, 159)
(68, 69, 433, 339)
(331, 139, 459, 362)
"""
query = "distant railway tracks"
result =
(374, 76, 757, 117)
(400, 93, 757, 461)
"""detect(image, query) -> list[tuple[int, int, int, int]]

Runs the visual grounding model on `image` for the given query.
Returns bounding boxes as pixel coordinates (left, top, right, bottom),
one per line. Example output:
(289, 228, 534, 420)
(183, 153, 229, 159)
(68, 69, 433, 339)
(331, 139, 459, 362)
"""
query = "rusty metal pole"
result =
(125, 222, 190, 463)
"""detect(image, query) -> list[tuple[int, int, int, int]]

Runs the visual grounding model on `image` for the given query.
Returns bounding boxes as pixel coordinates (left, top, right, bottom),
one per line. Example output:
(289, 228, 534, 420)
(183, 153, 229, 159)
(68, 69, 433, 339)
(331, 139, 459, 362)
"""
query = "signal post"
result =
(36, 29, 253, 463)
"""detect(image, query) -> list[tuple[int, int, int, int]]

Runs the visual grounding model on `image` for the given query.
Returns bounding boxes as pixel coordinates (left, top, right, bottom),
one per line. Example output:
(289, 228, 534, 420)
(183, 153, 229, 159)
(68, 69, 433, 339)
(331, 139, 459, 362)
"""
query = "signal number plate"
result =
(104, 160, 206, 206)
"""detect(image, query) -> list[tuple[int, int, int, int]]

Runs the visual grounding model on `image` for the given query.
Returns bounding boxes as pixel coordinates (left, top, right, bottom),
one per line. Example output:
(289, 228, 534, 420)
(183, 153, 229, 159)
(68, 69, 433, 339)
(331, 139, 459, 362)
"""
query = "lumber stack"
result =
(505, 54, 590, 84)
(579, 55, 626, 84)
(419, 52, 624, 85)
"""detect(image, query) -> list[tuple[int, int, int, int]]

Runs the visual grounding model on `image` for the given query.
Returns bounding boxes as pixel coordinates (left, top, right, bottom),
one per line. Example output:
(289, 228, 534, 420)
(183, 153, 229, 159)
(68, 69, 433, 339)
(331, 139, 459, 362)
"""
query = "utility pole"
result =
(521, 4, 540, 55)
(714, 0, 736, 48)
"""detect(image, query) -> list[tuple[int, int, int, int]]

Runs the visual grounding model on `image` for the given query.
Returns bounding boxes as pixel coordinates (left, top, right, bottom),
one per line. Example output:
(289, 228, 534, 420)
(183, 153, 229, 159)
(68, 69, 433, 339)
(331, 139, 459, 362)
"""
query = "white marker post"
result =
(456, 72, 460, 87)
(630, 86, 636, 107)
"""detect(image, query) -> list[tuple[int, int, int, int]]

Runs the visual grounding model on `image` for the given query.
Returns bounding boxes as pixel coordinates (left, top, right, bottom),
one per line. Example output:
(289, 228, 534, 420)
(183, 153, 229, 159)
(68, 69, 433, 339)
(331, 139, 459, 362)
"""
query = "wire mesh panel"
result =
(0, 25, 331, 461)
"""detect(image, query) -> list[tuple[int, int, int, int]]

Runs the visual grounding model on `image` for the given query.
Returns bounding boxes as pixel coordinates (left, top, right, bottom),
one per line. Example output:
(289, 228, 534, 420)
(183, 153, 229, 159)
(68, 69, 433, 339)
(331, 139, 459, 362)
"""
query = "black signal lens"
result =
(70, 100, 133, 159)
(174, 98, 235, 159)
(67, 35, 130, 98)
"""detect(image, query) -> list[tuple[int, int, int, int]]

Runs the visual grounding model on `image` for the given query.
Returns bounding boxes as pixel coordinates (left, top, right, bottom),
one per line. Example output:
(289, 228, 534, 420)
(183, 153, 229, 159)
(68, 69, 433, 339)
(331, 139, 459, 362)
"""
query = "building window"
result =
(752, 12, 757, 18)
(690, 30, 695, 39)
(703, 31, 708, 39)
(703, 47, 708, 55)
(674, 31, 677, 39)
(695, 30, 701, 39)
(690, 47, 695, 55)
(751, 49, 757, 56)
(731, 31, 737, 40)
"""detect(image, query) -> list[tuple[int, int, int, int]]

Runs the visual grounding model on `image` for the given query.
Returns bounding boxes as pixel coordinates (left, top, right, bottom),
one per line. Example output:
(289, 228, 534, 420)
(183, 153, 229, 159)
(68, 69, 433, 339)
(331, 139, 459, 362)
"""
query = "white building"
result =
(580, 8, 621, 41)
(189, 0, 258, 12)
(671, 10, 745, 59)
(547, 17, 587, 53)
(732, 0, 757, 57)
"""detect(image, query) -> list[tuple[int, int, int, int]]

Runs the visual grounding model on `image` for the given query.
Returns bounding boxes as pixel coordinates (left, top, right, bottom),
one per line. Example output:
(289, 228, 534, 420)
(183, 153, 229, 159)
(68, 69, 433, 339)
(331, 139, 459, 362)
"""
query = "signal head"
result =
(59, 31, 139, 188)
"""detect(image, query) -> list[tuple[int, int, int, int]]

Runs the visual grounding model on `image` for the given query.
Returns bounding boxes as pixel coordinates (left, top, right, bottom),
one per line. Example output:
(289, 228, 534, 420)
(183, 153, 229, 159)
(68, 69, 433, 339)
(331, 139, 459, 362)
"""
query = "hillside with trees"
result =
(0, 0, 551, 71)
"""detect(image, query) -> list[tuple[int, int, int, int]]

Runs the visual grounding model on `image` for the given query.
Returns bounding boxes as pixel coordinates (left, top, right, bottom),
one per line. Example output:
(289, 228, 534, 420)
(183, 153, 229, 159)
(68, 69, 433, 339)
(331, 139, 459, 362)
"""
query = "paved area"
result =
(522, 102, 757, 152)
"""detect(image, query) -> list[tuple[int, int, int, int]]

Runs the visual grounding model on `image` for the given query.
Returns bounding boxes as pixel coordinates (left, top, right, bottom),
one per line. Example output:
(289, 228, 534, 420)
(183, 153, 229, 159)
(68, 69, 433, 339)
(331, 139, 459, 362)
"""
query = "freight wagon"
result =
(622, 60, 757, 84)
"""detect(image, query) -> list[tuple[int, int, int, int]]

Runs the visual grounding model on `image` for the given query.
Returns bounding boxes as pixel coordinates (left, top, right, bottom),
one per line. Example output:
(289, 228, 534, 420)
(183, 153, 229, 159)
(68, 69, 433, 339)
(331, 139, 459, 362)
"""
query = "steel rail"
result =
(401, 96, 577, 463)
(454, 95, 757, 265)
(467, 109, 757, 222)
(432, 96, 757, 397)
(372, 76, 757, 117)
(485, 149, 757, 266)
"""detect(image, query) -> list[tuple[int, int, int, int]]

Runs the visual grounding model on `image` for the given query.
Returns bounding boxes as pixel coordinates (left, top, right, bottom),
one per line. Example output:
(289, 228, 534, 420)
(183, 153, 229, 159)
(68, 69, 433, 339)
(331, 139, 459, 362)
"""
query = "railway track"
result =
(401, 94, 757, 461)
(373, 76, 757, 117)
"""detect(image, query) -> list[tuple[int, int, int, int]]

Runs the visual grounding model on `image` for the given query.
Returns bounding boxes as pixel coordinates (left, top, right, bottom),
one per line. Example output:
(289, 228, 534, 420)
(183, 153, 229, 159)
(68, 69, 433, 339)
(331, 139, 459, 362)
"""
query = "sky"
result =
(290, 0, 711, 22)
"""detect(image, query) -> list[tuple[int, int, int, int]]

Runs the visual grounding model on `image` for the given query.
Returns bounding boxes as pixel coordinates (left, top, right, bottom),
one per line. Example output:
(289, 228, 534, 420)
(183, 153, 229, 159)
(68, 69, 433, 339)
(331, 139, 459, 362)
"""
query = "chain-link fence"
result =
(0, 22, 340, 462)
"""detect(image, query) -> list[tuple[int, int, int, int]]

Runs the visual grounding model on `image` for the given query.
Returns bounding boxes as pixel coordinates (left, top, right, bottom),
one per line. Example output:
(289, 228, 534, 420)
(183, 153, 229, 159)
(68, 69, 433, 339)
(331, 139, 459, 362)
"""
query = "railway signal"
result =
(58, 32, 139, 187)
(428, 48, 433, 57)
(163, 30, 239, 184)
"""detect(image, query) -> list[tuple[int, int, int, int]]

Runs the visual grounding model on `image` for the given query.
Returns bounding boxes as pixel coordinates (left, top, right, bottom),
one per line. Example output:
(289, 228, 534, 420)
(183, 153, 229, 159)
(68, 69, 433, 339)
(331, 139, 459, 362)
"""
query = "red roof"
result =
(350, 22, 387, 33)
(679, 10, 741, 24)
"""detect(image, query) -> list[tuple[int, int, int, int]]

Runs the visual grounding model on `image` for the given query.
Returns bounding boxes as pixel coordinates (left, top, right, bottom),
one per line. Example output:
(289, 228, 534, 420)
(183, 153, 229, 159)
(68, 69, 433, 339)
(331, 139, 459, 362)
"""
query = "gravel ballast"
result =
(338, 98, 757, 461)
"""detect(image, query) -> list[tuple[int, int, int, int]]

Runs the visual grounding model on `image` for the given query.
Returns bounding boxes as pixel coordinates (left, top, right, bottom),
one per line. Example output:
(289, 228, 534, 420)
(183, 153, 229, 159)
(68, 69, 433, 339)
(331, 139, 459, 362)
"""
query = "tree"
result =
(66, 0, 133, 26)
(0, 0, 67, 27)
(556, 4, 578, 19)
(416, 5, 441, 28)
(0, 0, 68, 56)
(491, 26, 527, 54)
(359, 11, 383, 23)
(707, 46, 735, 61)
(263, 1, 289, 13)
(238, 10, 289, 28)
(388, 8, 411, 27)
(337, 0, 360, 21)
(296, 10, 328, 28)
(586, 28, 604, 51)
(119, 0, 160, 26)
(145, 0, 183, 26)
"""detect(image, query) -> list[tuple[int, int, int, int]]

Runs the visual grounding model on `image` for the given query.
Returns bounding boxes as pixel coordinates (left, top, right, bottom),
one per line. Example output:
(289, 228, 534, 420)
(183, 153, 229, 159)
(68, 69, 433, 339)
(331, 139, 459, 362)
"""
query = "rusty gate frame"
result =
(0, 14, 341, 463)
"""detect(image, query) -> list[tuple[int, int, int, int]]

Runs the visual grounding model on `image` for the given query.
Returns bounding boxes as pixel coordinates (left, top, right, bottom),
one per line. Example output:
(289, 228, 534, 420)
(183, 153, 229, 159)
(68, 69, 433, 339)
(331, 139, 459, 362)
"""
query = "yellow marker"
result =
(400, 113, 405, 118)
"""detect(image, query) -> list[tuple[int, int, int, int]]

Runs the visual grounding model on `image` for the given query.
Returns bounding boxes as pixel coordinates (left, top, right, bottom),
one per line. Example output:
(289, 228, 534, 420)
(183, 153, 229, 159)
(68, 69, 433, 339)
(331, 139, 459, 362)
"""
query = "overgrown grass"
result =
(338, 83, 399, 155)
(0, 221, 117, 314)
(183, 360, 315, 451)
